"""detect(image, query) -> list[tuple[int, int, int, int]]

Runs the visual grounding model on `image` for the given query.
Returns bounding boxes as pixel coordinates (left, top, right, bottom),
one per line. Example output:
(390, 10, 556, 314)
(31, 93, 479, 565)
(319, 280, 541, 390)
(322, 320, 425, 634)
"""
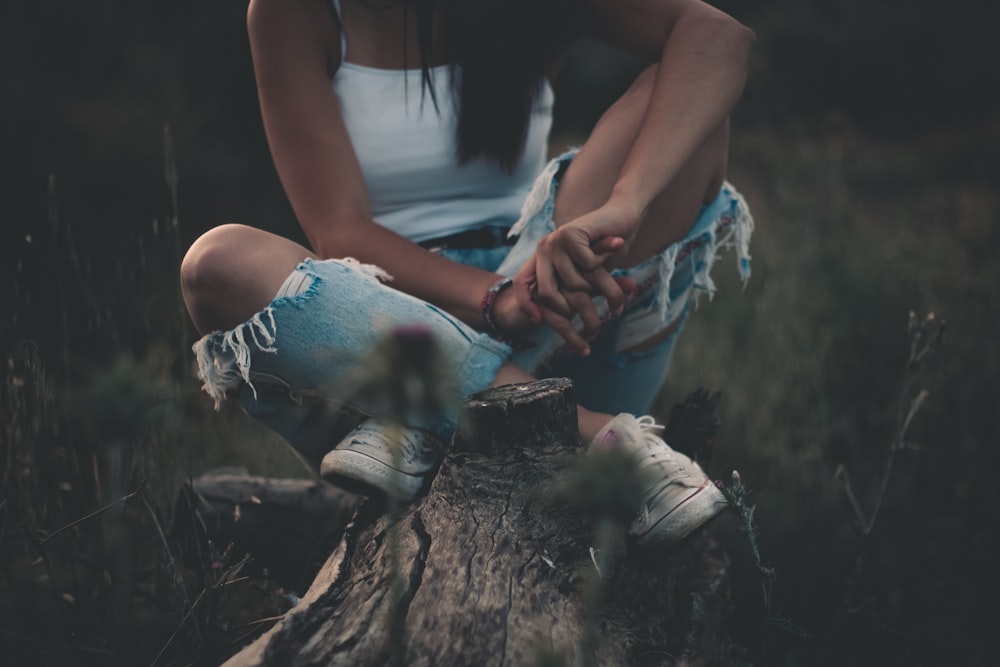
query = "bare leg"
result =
(180, 223, 317, 334)
(491, 362, 611, 442)
(181, 224, 613, 440)
(183, 68, 726, 444)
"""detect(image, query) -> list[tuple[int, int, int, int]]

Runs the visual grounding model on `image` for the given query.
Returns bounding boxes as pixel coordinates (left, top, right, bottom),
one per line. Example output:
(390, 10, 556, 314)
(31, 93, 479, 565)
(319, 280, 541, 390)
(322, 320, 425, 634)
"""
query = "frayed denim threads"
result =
(191, 150, 754, 427)
(444, 149, 754, 413)
(192, 257, 511, 436)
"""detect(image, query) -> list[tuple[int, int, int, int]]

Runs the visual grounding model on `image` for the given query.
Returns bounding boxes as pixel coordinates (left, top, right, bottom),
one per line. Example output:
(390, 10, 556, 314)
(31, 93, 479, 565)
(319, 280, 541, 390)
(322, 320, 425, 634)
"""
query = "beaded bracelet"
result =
(481, 277, 513, 335)
(480, 277, 533, 350)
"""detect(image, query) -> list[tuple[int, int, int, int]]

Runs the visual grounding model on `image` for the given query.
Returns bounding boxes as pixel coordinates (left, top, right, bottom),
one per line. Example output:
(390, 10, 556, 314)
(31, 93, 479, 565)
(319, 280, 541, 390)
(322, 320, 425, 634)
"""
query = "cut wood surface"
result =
(225, 379, 736, 666)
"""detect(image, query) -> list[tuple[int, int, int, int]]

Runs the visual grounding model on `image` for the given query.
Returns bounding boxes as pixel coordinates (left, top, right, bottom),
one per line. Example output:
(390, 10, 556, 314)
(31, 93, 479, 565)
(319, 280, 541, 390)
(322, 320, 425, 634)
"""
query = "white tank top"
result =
(330, 1, 554, 243)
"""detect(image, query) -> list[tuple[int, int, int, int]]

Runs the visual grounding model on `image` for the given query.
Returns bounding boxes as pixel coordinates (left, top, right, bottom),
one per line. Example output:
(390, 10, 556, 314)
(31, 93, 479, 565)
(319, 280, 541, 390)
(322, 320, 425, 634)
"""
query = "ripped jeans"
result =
(192, 151, 754, 451)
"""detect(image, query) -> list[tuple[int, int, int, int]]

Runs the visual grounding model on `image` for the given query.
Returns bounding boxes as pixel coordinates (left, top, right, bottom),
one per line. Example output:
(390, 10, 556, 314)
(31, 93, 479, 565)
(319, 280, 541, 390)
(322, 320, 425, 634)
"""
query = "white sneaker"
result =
(320, 418, 446, 501)
(590, 414, 727, 547)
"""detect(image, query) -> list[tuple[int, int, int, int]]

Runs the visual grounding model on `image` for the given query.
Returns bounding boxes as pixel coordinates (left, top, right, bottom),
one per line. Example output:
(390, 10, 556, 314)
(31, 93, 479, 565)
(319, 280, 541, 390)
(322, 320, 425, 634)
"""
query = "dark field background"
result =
(2, 0, 999, 665)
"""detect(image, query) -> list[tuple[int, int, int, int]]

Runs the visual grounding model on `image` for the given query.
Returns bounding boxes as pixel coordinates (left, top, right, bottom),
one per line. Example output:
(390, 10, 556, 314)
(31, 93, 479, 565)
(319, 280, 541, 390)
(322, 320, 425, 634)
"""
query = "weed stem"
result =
(40, 484, 144, 545)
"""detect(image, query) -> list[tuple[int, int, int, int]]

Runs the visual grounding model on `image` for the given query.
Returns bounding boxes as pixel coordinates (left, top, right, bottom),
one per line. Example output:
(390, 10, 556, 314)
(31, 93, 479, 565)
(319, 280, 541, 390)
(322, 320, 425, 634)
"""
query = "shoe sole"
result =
(320, 448, 424, 501)
(634, 480, 728, 548)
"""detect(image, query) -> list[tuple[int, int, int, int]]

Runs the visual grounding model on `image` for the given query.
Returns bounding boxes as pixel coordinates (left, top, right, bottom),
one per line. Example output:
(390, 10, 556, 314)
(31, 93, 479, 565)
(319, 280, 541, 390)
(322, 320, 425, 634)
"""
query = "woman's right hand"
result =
(505, 253, 636, 357)
(491, 284, 540, 338)
(490, 280, 601, 355)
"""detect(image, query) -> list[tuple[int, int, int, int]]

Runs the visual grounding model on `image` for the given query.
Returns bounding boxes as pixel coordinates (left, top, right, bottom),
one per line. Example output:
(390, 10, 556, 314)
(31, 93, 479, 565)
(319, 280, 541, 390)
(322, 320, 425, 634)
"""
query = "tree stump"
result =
(225, 379, 736, 666)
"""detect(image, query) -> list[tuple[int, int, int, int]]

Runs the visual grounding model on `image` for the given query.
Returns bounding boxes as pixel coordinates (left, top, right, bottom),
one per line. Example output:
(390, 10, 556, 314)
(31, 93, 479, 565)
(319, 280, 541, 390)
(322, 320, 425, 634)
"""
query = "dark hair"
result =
(405, 0, 572, 172)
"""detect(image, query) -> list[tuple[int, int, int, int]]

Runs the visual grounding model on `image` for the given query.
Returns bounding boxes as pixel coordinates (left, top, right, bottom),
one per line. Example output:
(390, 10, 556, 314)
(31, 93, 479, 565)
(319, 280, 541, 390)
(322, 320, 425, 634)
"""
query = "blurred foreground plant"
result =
(333, 325, 457, 666)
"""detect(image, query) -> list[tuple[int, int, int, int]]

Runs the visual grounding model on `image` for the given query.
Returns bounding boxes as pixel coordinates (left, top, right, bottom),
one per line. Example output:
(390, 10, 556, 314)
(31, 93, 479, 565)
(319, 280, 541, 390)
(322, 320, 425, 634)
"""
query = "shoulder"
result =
(248, 0, 341, 76)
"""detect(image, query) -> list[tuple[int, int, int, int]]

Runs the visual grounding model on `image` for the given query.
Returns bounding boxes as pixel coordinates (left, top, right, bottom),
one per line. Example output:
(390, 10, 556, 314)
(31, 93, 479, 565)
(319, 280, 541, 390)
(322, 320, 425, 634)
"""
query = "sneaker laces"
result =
(635, 415, 662, 432)
(348, 420, 444, 469)
(628, 416, 702, 527)
(631, 416, 690, 476)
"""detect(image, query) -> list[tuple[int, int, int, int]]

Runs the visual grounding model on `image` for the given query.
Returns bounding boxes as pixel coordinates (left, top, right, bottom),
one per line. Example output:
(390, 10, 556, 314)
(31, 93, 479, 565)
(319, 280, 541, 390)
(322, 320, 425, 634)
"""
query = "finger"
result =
(565, 239, 607, 272)
(514, 282, 542, 324)
(512, 265, 542, 324)
(534, 257, 573, 316)
(551, 253, 593, 292)
(591, 236, 626, 255)
(585, 268, 627, 314)
(539, 307, 591, 357)
(566, 290, 602, 338)
(614, 275, 637, 302)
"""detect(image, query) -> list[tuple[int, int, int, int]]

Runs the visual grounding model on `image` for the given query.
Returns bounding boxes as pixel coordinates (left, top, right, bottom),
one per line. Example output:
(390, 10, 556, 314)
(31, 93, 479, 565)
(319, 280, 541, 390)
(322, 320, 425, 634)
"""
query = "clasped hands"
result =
(492, 202, 639, 356)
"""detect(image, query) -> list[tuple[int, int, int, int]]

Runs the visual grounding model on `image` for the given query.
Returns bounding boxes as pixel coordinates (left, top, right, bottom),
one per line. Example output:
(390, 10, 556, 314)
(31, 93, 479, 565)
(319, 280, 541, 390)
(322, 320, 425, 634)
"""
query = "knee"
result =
(181, 224, 243, 299)
(180, 223, 253, 333)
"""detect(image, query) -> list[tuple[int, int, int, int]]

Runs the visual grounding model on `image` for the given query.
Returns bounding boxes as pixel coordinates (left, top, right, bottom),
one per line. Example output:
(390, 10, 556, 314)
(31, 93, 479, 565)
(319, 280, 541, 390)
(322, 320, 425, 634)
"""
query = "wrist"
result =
(481, 277, 513, 336)
(606, 187, 648, 232)
(480, 277, 534, 349)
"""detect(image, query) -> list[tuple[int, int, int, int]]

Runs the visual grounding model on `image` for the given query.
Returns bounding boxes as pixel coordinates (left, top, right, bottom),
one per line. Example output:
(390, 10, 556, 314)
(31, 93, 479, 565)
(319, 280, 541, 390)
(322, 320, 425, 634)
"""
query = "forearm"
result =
(610, 13, 754, 218)
(311, 220, 501, 329)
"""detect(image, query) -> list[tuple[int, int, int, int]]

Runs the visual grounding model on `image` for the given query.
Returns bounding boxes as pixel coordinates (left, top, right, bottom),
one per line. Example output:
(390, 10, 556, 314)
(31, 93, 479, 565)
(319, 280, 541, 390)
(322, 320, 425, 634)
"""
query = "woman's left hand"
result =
(512, 200, 640, 354)
(526, 201, 639, 307)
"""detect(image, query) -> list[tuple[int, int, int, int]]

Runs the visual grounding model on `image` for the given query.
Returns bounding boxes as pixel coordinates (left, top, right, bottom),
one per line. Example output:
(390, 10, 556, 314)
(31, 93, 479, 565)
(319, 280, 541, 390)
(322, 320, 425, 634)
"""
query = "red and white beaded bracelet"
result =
(480, 277, 533, 350)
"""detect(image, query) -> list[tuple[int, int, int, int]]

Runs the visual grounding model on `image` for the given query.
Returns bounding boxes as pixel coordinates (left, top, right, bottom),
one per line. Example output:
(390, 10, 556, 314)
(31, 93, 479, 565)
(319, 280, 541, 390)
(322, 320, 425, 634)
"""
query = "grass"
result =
(2, 87, 998, 667)
(1, 128, 314, 665)
(661, 119, 1000, 665)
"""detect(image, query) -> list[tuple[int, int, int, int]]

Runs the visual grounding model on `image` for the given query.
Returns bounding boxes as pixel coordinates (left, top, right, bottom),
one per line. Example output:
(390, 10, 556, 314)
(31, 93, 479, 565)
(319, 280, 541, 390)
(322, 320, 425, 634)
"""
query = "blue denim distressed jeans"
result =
(192, 150, 754, 447)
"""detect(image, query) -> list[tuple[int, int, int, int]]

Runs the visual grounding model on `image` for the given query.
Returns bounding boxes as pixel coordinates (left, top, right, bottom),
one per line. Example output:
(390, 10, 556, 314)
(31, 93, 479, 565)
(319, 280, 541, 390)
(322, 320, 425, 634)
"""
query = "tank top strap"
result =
(330, 0, 347, 62)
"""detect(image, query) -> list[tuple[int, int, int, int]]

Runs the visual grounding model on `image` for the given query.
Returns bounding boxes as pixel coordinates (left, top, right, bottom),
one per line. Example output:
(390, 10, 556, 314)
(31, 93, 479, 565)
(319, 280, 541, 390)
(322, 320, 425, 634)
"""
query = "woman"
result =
(181, 0, 755, 547)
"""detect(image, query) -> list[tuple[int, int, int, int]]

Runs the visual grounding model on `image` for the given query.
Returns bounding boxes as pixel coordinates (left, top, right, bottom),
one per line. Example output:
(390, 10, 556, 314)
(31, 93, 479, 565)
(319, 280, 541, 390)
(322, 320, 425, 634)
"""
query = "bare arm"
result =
(587, 0, 755, 222)
(515, 0, 754, 330)
(246, 0, 518, 330)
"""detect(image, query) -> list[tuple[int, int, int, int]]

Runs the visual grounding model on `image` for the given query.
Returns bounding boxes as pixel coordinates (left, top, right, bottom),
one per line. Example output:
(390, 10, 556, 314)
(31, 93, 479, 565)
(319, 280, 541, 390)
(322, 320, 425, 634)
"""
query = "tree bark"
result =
(225, 379, 736, 666)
